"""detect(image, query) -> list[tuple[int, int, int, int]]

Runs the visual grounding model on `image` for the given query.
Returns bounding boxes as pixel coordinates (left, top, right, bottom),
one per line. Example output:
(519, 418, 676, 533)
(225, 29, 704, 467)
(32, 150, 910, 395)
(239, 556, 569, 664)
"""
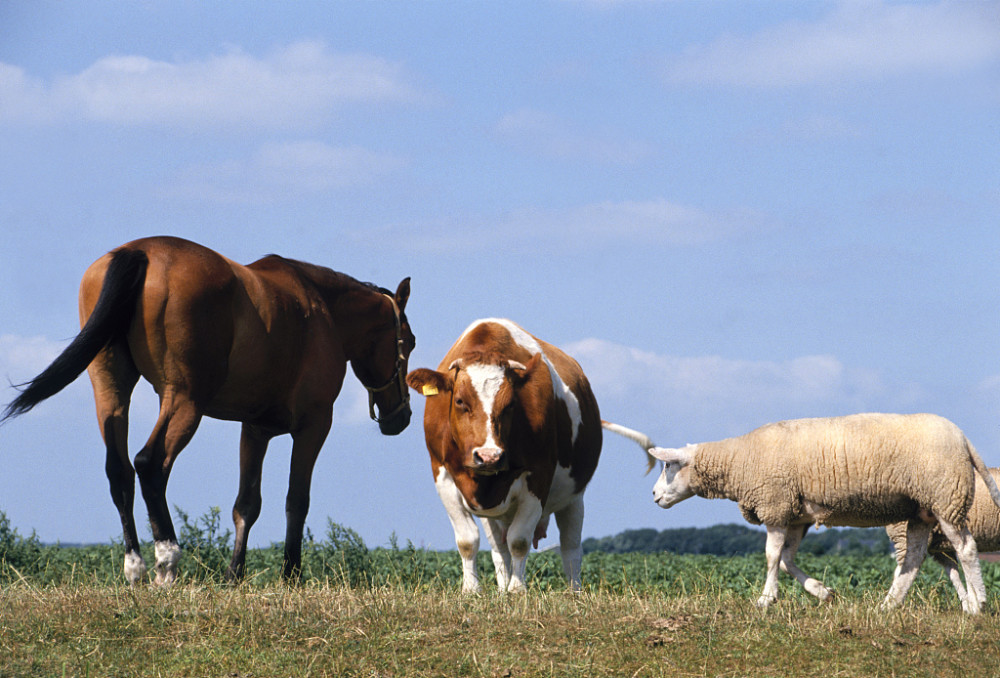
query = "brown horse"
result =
(2, 236, 414, 583)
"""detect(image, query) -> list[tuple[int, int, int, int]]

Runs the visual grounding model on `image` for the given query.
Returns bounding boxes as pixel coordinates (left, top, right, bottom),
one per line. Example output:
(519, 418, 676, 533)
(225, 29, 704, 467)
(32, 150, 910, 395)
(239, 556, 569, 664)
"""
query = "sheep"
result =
(886, 467, 1000, 609)
(649, 413, 1000, 613)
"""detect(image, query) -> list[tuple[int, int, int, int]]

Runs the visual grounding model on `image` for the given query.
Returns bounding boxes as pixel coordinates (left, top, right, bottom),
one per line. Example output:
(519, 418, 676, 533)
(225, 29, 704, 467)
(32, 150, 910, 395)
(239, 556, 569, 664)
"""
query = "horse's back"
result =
(81, 236, 345, 425)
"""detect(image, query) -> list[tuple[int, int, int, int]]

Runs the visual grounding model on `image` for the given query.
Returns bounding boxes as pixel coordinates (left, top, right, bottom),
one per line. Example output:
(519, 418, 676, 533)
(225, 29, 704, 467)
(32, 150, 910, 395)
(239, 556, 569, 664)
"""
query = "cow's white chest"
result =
(438, 463, 579, 524)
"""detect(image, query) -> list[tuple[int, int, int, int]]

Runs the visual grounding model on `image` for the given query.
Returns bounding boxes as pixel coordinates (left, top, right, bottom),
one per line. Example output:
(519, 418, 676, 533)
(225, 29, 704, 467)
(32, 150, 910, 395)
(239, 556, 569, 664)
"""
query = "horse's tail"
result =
(2, 248, 148, 423)
(601, 420, 657, 474)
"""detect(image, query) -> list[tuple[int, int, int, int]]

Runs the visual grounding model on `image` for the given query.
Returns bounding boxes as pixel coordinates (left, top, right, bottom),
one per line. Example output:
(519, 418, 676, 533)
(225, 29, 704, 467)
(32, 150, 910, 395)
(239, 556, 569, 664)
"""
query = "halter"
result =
(364, 294, 410, 423)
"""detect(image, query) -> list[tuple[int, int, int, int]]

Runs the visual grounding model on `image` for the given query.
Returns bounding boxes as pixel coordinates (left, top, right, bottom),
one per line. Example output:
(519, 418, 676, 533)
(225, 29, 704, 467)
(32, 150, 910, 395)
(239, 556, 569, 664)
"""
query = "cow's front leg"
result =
(482, 518, 512, 591)
(435, 467, 482, 593)
(504, 494, 544, 594)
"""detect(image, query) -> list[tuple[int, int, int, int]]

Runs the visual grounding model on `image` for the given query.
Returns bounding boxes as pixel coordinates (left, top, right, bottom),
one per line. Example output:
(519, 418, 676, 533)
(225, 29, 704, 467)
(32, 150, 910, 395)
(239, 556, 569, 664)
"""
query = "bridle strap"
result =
(364, 294, 410, 423)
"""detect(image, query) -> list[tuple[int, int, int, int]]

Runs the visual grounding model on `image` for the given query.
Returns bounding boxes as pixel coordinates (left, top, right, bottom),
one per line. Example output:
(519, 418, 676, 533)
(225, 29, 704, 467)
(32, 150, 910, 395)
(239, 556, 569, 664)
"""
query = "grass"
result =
(3, 513, 999, 677)
(2, 580, 999, 678)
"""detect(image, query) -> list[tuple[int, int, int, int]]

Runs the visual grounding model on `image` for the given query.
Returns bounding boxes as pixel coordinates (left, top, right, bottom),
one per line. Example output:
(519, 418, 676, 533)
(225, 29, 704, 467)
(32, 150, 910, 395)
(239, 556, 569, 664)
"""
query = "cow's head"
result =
(407, 353, 547, 476)
(649, 444, 697, 508)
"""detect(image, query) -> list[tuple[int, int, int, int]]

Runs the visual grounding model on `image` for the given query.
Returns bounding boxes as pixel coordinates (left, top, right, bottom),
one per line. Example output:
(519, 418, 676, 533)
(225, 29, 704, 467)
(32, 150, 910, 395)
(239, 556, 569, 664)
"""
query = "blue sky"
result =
(1, 1, 998, 553)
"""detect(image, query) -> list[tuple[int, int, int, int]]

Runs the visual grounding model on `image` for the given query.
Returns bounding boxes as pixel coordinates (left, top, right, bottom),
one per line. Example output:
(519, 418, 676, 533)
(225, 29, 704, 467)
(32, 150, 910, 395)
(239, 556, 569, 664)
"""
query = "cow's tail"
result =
(967, 436, 1000, 511)
(601, 420, 657, 474)
(1, 248, 148, 424)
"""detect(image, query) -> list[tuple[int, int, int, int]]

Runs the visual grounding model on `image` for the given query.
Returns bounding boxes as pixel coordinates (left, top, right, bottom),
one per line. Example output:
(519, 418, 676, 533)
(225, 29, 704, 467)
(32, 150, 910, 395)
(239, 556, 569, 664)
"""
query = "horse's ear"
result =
(395, 277, 411, 312)
(406, 368, 452, 397)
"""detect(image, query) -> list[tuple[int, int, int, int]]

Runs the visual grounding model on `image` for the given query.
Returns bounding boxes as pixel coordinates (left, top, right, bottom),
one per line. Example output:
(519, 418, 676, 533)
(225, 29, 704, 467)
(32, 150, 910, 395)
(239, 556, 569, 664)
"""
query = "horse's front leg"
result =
(283, 416, 332, 580)
(134, 395, 202, 586)
(226, 423, 271, 582)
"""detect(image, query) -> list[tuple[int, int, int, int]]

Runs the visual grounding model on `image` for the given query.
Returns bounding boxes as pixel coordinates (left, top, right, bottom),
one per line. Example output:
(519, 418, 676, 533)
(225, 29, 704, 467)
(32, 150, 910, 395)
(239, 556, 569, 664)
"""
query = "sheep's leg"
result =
(937, 519, 985, 614)
(757, 525, 787, 608)
(779, 525, 833, 602)
(936, 555, 970, 609)
(882, 520, 931, 609)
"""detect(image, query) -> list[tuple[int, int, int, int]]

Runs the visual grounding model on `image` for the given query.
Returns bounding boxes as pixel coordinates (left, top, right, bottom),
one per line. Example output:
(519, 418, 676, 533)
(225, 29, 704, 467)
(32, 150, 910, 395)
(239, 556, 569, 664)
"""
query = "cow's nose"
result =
(473, 447, 504, 466)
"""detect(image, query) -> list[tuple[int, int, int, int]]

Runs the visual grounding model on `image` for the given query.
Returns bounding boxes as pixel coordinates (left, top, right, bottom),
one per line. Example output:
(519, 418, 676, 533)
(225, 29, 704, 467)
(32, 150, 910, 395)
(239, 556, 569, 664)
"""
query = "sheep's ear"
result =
(649, 445, 694, 465)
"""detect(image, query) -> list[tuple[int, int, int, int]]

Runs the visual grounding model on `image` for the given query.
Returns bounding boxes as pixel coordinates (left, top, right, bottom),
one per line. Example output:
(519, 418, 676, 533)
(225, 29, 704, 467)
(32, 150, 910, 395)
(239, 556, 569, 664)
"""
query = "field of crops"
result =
(3, 510, 1000, 677)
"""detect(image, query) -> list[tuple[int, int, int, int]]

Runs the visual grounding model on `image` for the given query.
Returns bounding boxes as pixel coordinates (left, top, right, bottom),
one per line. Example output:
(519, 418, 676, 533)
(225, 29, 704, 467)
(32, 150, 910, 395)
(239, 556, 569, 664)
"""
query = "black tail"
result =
(2, 248, 148, 423)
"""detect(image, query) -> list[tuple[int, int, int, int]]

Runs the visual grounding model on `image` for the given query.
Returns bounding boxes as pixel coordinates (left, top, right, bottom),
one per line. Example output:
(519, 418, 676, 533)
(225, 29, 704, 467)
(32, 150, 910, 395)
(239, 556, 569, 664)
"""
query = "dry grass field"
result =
(3, 580, 999, 678)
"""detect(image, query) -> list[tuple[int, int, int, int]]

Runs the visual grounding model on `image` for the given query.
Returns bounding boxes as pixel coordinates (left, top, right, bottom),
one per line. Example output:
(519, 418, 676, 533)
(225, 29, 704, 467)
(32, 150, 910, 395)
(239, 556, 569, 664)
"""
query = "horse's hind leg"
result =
(87, 346, 144, 583)
(226, 423, 271, 582)
(134, 392, 202, 585)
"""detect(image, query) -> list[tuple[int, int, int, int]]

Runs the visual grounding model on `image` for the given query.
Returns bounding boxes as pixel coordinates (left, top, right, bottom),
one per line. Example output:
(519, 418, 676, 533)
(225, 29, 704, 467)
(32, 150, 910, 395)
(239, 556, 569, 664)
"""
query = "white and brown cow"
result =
(407, 318, 652, 593)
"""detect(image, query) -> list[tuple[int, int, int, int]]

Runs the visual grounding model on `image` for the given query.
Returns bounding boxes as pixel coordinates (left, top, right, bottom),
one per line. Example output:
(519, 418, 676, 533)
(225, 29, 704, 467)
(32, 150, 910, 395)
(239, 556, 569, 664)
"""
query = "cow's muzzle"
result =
(469, 447, 508, 475)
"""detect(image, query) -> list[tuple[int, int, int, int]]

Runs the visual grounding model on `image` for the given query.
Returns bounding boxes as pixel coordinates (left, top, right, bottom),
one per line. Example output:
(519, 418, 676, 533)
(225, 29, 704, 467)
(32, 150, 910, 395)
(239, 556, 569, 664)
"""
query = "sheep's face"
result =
(650, 445, 696, 508)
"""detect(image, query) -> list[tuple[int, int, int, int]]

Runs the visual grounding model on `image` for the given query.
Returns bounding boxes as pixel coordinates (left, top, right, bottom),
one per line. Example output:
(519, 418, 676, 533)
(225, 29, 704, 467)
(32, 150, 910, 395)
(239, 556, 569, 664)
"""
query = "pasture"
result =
(2, 512, 1000, 677)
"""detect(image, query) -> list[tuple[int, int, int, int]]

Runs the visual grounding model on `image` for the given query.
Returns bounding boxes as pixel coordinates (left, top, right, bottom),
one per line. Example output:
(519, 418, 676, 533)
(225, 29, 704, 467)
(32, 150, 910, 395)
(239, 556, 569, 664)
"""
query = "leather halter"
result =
(364, 294, 410, 423)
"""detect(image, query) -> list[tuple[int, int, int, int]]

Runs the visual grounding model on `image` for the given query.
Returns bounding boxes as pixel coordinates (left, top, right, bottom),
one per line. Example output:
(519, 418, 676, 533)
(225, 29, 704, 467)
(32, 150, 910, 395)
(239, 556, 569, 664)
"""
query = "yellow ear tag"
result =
(422, 384, 439, 396)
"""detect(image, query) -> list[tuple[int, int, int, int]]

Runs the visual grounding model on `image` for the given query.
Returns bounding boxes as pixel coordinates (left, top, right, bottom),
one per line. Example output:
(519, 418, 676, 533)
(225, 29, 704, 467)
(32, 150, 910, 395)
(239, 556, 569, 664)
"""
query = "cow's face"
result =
(650, 445, 696, 508)
(408, 354, 544, 476)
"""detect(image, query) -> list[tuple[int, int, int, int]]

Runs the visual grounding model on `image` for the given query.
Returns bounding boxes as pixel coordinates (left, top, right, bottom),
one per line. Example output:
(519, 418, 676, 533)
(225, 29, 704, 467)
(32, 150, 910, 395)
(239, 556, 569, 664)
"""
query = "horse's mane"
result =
(259, 254, 391, 297)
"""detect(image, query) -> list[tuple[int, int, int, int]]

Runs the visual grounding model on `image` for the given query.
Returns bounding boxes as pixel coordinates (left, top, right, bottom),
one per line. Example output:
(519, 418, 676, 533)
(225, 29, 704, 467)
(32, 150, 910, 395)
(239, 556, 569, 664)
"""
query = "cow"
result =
(406, 318, 653, 593)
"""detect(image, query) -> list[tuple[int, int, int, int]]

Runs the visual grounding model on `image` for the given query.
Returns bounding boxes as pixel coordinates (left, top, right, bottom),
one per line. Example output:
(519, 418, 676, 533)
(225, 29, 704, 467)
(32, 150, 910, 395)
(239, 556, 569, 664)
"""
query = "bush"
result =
(0, 511, 43, 578)
(319, 520, 371, 587)
(174, 505, 233, 581)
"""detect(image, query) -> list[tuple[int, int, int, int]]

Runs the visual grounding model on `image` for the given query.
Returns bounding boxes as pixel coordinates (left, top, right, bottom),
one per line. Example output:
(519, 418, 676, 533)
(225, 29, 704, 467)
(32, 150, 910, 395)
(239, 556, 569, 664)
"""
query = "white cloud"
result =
(0, 41, 422, 128)
(504, 199, 770, 247)
(568, 338, 881, 402)
(564, 338, 896, 435)
(375, 198, 771, 254)
(495, 109, 649, 164)
(163, 141, 405, 203)
(662, 2, 1000, 88)
(0, 335, 65, 381)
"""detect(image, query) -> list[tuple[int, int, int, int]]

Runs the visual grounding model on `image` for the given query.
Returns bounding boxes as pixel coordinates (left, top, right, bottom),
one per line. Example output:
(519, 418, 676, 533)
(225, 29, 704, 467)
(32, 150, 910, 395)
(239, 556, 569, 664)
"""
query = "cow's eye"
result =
(454, 397, 467, 412)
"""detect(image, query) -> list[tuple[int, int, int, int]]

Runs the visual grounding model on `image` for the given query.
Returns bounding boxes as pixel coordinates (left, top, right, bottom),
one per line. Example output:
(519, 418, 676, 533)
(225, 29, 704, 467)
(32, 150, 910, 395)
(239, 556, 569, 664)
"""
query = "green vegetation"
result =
(582, 522, 892, 556)
(2, 510, 999, 677)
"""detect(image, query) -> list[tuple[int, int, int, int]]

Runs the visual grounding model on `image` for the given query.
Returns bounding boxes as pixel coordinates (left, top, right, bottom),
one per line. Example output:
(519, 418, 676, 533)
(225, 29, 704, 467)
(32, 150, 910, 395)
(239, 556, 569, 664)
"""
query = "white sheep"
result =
(886, 468, 1000, 608)
(649, 413, 1000, 613)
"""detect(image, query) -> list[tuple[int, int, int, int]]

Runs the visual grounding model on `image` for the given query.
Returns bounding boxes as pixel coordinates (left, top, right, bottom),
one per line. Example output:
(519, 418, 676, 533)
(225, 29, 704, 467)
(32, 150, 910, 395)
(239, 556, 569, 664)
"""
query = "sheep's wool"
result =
(887, 468, 1000, 562)
(690, 413, 977, 528)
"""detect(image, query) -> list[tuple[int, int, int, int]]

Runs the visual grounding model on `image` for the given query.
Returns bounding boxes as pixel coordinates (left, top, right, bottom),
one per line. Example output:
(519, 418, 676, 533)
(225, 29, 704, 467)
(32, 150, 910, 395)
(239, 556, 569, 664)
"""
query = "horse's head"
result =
(358, 277, 415, 436)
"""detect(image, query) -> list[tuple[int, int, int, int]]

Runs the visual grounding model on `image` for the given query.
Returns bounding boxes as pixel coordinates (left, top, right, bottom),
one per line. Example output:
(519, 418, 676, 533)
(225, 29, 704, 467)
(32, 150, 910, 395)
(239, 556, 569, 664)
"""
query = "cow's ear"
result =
(406, 368, 453, 397)
(510, 353, 544, 386)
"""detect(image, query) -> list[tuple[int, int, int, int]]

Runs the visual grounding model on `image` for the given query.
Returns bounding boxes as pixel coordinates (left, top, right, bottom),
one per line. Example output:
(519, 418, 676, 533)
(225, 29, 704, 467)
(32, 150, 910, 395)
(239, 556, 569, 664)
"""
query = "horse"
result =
(2, 235, 415, 584)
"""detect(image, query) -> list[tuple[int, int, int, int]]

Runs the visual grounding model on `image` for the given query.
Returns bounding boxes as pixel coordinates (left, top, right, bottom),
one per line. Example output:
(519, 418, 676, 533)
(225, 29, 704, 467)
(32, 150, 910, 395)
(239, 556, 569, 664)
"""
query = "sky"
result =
(1, 1, 999, 558)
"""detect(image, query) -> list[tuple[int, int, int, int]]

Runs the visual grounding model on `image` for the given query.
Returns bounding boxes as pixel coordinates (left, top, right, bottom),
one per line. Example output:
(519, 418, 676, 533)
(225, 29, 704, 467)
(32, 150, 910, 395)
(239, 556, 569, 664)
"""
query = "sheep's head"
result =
(650, 444, 696, 508)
